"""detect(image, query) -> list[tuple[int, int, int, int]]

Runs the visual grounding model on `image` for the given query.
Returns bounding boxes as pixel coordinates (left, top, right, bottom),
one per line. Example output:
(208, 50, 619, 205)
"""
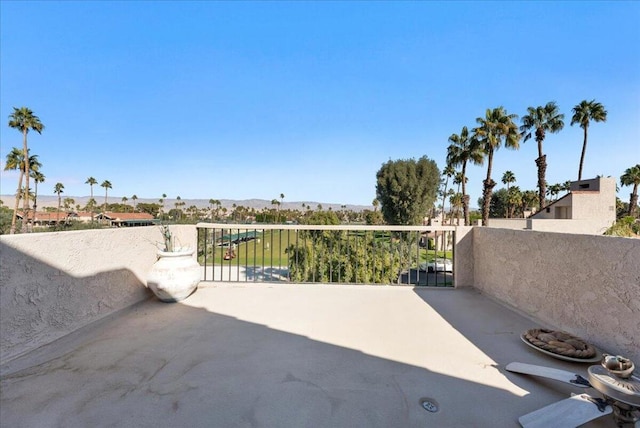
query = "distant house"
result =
(16, 211, 72, 226)
(72, 212, 94, 223)
(527, 176, 616, 234)
(96, 212, 156, 227)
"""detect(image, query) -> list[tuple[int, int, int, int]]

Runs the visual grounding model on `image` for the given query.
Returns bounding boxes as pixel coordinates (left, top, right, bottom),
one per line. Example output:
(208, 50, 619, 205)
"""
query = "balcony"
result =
(1, 225, 638, 427)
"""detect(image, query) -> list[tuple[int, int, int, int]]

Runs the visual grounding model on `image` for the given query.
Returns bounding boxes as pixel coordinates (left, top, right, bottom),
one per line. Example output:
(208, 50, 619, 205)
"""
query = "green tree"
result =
(440, 164, 455, 223)
(520, 101, 565, 209)
(85, 177, 97, 222)
(447, 126, 484, 226)
(4, 147, 25, 234)
(507, 186, 522, 219)
(159, 193, 167, 218)
(364, 209, 384, 225)
(136, 202, 161, 217)
(571, 99, 607, 180)
(100, 180, 112, 214)
(54, 182, 64, 224)
(4, 148, 41, 233)
(521, 190, 538, 217)
(547, 183, 563, 201)
(8, 107, 44, 233)
(63, 197, 75, 212)
(31, 170, 45, 214)
(501, 171, 516, 218)
(131, 194, 138, 212)
(375, 156, 440, 225)
(620, 164, 640, 217)
(473, 107, 521, 226)
(479, 188, 509, 218)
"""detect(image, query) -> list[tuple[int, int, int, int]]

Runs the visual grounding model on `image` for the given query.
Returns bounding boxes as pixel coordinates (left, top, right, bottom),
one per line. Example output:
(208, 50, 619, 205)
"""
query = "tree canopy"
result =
(375, 156, 440, 225)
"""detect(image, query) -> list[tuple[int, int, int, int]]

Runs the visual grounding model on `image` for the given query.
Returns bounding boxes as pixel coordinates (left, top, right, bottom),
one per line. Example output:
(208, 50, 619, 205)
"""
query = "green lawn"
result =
(202, 229, 452, 268)
(208, 229, 291, 267)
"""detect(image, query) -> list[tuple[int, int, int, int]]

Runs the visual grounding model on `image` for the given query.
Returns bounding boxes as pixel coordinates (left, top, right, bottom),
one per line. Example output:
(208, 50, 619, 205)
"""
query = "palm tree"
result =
(507, 186, 522, 219)
(4, 148, 25, 234)
(501, 171, 516, 218)
(4, 148, 41, 233)
(620, 164, 640, 217)
(521, 190, 538, 217)
(440, 164, 455, 223)
(131, 194, 138, 212)
(121, 196, 129, 212)
(446, 127, 485, 226)
(63, 197, 75, 212)
(100, 180, 112, 214)
(159, 193, 167, 219)
(571, 99, 607, 180)
(31, 170, 45, 214)
(54, 182, 64, 224)
(520, 101, 565, 209)
(548, 183, 563, 201)
(473, 107, 521, 226)
(8, 107, 44, 232)
(85, 177, 97, 223)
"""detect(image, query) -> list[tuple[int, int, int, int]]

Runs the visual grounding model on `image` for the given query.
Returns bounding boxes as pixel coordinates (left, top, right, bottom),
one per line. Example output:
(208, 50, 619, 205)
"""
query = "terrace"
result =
(1, 224, 638, 427)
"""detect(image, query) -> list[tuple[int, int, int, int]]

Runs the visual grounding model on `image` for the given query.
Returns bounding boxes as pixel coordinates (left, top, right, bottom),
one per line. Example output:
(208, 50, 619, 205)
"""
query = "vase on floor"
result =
(146, 248, 200, 302)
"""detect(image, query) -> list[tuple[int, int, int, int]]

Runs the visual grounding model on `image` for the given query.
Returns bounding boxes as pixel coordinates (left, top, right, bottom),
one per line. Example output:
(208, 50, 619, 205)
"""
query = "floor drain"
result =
(420, 397, 439, 413)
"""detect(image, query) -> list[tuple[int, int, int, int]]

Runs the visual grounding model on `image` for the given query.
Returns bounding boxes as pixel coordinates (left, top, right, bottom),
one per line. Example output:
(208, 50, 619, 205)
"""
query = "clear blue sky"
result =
(1, 1, 639, 207)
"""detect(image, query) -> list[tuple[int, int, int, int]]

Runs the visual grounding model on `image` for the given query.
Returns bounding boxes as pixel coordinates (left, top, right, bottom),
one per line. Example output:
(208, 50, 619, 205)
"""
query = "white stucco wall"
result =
(527, 218, 613, 235)
(453, 226, 474, 287)
(472, 227, 640, 362)
(0, 225, 197, 364)
(485, 219, 528, 230)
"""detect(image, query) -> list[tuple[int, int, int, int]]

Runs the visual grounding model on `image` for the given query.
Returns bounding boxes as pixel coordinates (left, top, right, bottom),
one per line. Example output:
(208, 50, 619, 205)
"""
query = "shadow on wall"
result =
(0, 239, 152, 365)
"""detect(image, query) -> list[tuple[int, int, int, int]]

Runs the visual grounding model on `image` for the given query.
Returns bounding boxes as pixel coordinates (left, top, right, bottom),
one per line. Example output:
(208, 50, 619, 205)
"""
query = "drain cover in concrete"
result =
(420, 397, 439, 413)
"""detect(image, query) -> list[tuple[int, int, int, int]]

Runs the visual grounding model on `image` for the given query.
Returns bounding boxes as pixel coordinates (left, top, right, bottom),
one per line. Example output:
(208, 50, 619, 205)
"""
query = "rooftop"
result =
(0, 284, 614, 427)
(1, 224, 638, 427)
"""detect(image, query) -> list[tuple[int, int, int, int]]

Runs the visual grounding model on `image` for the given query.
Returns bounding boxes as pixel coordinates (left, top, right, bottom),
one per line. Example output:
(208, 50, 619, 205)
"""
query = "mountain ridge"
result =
(0, 195, 373, 212)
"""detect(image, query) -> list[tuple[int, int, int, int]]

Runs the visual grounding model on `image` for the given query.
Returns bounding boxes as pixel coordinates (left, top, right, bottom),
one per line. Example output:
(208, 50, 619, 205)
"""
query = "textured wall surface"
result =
(473, 227, 640, 362)
(0, 225, 197, 364)
(527, 218, 612, 235)
(453, 226, 474, 287)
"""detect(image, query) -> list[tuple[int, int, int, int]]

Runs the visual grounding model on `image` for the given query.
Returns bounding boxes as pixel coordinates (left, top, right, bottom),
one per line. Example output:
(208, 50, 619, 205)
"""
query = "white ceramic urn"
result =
(147, 248, 201, 302)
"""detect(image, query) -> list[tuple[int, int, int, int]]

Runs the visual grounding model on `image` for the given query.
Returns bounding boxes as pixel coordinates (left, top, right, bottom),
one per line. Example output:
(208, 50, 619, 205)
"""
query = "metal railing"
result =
(196, 223, 455, 286)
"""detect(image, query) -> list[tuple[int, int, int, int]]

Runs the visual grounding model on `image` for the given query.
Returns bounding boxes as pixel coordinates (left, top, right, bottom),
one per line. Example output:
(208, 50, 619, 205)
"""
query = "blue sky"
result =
(1, 1, 639, 207)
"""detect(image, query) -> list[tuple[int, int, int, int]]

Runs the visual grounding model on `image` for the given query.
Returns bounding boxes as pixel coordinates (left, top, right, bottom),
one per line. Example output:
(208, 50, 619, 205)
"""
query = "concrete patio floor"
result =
(0, 284, 614, 427)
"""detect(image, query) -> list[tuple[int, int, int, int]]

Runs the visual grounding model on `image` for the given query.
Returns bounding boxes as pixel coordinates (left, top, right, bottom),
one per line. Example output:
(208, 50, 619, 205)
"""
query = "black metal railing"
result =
(196, 223, 455, 286)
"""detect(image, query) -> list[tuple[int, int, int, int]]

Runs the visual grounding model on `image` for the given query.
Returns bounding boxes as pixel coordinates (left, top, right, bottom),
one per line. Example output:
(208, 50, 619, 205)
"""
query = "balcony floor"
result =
(1, 285, 612, 427)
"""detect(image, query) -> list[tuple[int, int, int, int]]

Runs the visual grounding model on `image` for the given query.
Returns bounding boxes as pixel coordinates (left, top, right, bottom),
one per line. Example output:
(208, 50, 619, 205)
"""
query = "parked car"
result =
(419, 258, 453, 273)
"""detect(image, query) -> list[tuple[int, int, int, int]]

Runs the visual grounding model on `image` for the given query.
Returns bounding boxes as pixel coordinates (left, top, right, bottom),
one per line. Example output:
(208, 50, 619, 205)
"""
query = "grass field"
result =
(206, 229, 291, 267)
(202, 229, 453, 267)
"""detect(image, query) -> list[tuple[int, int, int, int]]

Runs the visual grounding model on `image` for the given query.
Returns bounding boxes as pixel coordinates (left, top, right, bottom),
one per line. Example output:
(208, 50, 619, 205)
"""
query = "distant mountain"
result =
(0, 195, 373, 212)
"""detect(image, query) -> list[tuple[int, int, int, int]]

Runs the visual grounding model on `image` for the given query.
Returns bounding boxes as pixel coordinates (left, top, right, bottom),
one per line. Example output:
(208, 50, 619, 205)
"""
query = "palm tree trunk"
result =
(482, 150, 495, 226)
(461, 162, 469, 226)
(441, 179, 449, 224)
(578, 126, 588, 181)
(506, 182, 511, 219)
(21, 129, 30, 233)
(10, 172, 24, 234)
(536, 154, 547, 210)
(629, 184, 639, 217)
(90, 186, 94, 224)
(33, 180, 38, 214)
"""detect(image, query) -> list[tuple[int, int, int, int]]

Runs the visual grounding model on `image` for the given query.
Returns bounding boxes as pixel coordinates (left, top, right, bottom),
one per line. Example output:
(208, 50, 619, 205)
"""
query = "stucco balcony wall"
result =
(0, 225, 197, 365)
(473, 227, 640, 362)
